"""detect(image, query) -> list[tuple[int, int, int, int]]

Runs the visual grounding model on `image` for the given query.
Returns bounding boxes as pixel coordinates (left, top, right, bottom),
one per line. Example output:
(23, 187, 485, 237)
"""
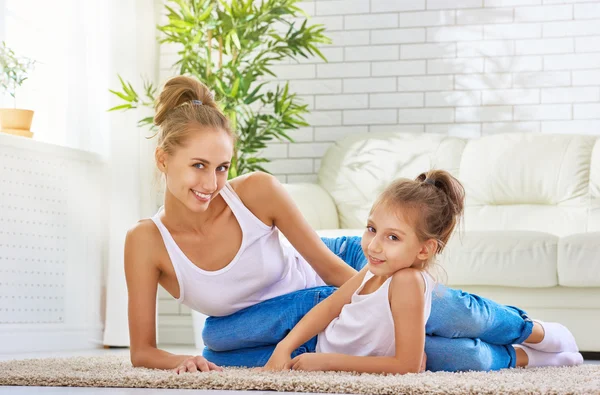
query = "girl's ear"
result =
(417, 239, 438, 261)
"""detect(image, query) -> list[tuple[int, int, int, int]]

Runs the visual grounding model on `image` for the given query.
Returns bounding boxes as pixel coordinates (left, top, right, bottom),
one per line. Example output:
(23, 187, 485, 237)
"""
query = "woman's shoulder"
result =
(229, 171, 277, 196)
(128, 218, 159, 236)
(229, 171, 280, 207)
(228, 172, 281, 226)
(125, 219, 163, 256)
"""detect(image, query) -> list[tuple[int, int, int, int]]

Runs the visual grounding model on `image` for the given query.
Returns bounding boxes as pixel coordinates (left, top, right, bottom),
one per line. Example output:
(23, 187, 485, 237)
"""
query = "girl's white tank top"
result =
(150, 182, 326, 317)
(316, 269, 433, 357)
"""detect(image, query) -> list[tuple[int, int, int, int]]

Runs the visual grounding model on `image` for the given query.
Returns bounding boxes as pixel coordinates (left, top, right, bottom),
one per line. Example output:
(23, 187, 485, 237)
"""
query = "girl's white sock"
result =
(515, 344, 583, 368)
(523, 320, 579, 353)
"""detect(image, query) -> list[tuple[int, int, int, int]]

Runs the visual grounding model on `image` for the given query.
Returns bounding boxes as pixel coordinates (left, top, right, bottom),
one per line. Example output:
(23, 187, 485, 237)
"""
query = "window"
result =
(1, 0, 112, 154)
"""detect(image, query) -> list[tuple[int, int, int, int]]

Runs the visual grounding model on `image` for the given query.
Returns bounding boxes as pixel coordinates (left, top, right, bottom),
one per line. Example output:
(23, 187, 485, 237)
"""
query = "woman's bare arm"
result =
(124, 222, 216, 371)
(237, 172, 358, 287)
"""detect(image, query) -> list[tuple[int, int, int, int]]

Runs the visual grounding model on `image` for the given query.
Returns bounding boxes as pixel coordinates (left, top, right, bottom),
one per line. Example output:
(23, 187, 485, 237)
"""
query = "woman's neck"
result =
(161, 192, 220, 235)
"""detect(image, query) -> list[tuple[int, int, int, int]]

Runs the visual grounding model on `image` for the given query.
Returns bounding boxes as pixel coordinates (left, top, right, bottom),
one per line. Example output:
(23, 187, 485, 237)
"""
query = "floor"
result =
(0, 345, 598, 394)
(0, 345, 329, 395)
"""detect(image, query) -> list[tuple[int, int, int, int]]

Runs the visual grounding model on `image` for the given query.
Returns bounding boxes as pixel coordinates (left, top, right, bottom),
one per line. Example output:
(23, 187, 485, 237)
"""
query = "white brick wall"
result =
(157, 0, 600, 343)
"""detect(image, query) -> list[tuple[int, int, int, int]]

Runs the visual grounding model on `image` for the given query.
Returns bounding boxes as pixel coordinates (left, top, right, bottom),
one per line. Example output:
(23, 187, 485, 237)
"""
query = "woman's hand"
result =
(289, 353, 330, 372)
(173, 356, 223, 374)
(263, 348, 293, 371)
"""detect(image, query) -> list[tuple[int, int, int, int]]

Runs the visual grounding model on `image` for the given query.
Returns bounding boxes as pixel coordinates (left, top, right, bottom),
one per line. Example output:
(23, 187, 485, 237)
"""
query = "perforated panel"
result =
(0, 150, 67, 324)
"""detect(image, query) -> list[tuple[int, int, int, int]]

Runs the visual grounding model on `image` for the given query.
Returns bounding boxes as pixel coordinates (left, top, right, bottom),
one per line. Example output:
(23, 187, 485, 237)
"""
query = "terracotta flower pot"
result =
(0, 108, 35, 138)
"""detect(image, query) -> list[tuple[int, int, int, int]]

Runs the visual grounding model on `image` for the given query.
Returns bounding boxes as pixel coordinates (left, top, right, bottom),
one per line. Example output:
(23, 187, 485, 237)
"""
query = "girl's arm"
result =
(264, 266, 369, 370)
(289, 268, 427, 374)
(234, 172, 357, 287)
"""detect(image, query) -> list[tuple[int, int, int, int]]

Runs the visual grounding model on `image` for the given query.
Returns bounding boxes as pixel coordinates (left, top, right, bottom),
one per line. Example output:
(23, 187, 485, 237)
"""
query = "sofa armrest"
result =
(282, 183, 339, 230)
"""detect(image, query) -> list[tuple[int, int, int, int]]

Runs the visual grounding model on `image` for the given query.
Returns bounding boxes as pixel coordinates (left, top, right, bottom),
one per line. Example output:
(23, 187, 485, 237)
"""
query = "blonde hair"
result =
(372, 169, 465, 271)
(153, 75, 235, 155)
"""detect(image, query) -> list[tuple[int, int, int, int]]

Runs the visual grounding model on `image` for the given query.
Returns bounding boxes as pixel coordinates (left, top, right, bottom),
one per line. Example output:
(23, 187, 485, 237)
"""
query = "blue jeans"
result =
(202, 236, 533, 372)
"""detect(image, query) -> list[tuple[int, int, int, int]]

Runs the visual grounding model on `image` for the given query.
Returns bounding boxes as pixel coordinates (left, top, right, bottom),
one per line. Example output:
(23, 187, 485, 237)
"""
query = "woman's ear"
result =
(417, 239, 438, 261)
(155, 148, 168, 173)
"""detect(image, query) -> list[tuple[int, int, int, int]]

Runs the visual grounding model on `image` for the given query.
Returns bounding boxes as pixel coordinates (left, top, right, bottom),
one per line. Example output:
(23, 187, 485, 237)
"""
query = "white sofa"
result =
(284, 132, 600, 352)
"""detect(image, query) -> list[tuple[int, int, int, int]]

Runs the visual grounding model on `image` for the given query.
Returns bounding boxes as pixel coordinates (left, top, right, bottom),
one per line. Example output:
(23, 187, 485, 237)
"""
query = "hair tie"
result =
(191, 100, 203, 105)
(424, 178, 436, 186)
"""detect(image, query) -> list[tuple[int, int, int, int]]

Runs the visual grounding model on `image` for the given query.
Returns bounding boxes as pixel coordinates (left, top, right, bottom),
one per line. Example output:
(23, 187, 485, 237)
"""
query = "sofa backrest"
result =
(318, 132, 599, 237)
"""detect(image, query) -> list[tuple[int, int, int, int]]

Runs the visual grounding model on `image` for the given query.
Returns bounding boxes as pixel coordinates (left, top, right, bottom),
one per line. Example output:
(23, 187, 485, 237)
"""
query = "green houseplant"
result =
(110, 0, 330, 178)
(0, 41, 36, 138)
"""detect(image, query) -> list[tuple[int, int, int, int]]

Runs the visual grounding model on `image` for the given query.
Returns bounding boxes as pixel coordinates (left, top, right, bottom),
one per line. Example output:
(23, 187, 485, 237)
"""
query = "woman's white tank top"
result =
(150, 183, 326, 317)
(316, 269, 433, 357)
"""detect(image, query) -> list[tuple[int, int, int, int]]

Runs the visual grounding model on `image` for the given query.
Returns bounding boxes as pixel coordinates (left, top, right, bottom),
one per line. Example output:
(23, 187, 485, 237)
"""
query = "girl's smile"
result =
(368, 255, 386, 266)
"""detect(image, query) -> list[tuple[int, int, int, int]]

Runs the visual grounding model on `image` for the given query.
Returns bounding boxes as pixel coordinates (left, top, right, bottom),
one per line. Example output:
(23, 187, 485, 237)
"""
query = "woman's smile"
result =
(192, 189, 212, 202)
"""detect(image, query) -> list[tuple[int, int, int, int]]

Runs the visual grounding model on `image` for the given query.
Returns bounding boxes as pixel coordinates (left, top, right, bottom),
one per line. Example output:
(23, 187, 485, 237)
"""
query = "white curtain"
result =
(1, 0, 160, 346)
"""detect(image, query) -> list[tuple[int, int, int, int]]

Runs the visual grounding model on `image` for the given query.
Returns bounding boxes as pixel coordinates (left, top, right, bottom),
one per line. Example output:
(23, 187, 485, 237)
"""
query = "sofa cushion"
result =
(558, 232, 600, 287)
(464, 205, 589, 238)
(318, 132, 599, 237)
(318, 133, 466, 229)
(441, 231, 558, 288)
(460, 134, 595, 237)
(282, 183, 339, 230)
(317, 229, 559, 288)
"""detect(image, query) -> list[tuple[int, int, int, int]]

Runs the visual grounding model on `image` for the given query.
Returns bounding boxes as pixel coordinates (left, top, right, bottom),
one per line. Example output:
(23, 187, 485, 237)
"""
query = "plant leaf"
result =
(108, 0, 319, 177)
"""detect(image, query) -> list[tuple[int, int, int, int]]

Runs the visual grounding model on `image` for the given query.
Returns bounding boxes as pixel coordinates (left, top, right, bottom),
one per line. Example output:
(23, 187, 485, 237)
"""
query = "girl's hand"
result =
(289, 353, 330, 372)
(263, 349, 292, 371)
(173, 356, 223, 374)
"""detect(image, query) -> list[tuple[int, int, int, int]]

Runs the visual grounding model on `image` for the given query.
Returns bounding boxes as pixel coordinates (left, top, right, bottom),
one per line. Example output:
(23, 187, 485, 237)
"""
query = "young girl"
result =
(263, 171, 583, 373)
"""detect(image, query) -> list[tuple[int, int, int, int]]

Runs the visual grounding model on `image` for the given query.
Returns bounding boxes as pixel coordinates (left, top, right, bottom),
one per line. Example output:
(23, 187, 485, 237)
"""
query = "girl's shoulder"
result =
(389, 268, 427, 300)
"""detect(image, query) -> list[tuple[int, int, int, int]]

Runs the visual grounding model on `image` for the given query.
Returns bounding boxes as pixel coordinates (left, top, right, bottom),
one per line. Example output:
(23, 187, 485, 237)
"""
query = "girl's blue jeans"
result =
(201, 236, 533, 372)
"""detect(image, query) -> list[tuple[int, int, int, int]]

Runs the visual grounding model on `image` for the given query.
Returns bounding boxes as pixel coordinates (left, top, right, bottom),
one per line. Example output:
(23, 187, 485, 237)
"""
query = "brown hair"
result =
(372, 169, 465, 269)
(153, 75, 235, 155)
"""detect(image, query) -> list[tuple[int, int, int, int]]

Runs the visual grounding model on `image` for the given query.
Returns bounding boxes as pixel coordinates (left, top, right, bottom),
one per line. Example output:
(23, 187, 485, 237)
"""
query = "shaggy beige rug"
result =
(0, 355, 599, 394)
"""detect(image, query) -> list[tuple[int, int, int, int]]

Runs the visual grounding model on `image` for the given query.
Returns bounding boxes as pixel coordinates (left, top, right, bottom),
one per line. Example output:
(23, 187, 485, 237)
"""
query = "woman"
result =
(124, 76, 580, 374)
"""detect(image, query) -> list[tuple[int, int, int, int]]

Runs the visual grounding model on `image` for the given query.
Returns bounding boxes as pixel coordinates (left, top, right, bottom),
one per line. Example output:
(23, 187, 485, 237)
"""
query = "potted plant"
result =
(109, 0, 330, 179)
(0, 41, 36, 138)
